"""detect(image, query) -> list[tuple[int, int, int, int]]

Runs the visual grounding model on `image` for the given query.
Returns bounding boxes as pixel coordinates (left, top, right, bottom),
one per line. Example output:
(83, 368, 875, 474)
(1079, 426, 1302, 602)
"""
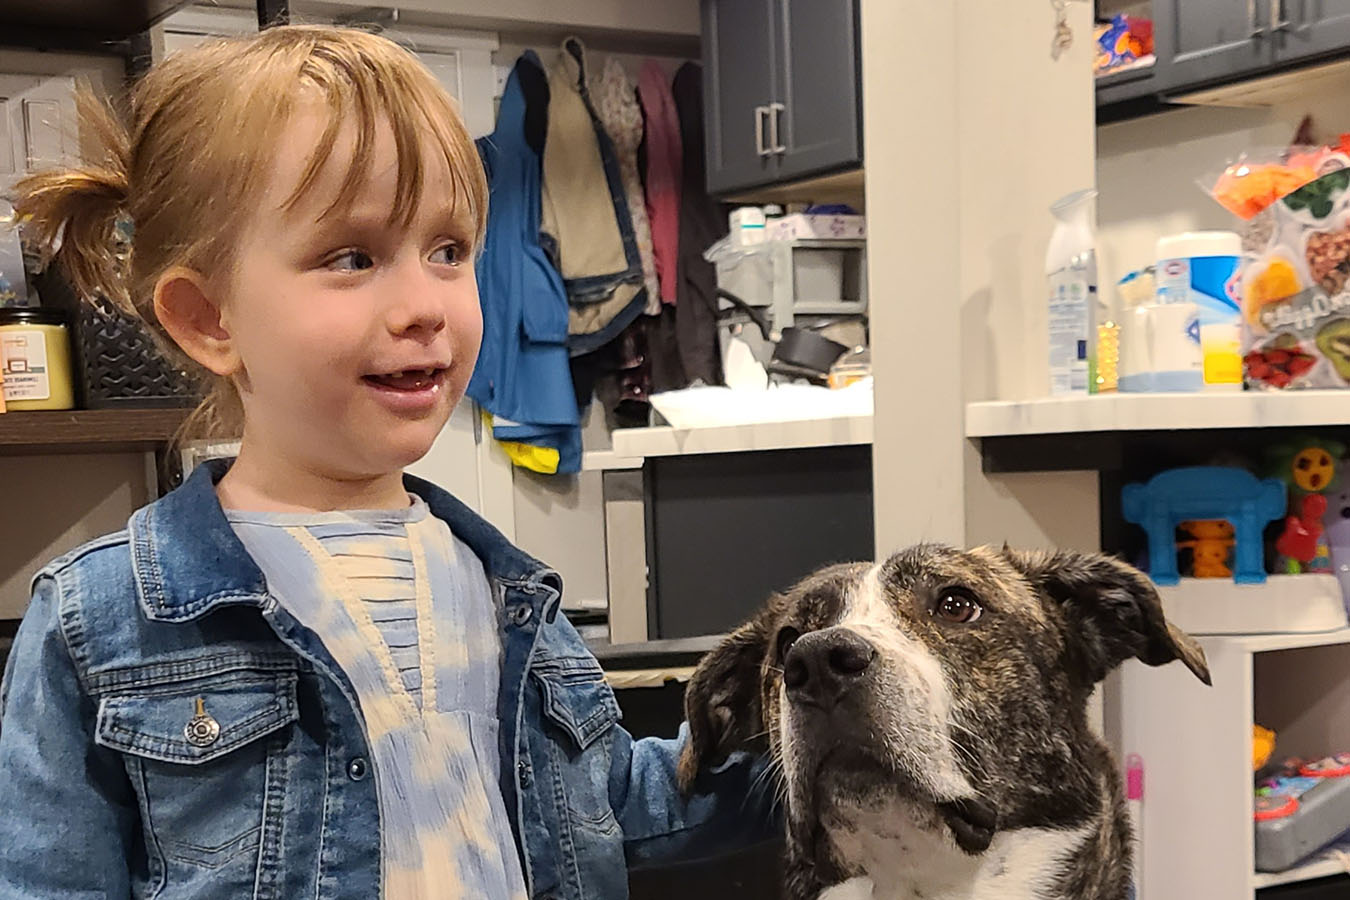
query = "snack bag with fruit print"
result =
(1242, 167, 1350, 389)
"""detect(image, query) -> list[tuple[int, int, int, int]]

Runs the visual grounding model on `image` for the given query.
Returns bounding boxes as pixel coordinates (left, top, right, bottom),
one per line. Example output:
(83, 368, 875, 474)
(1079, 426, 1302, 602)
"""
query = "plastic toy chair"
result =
(1122, 466, 1286, 585)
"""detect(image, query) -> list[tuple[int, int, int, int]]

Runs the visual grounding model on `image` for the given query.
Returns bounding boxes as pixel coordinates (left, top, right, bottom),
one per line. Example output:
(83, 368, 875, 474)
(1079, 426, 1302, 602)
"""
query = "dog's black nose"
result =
(783, 627, 876, 703)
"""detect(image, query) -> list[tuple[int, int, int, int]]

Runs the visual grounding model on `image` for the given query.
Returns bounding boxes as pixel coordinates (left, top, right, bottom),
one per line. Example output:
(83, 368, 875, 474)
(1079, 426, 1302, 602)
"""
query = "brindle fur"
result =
(678, 545, 1209, 900)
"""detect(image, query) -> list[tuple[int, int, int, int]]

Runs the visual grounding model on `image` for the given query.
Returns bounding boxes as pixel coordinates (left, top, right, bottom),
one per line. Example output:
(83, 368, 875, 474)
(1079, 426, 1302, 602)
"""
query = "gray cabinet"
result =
(774, 0, 861, 182)
(1275, 0, 1350, 65)
(1153, 0, 1276, 92)
(702, 0, 779, 193)
(701, 0, 861, 195)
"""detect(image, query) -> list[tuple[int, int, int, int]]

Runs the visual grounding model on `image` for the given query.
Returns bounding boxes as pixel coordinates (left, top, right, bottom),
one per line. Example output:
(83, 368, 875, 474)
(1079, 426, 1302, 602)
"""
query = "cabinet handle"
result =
(768, 102, 786, 154)
(1270, 0, 1289, 31)
(1249, 0, 1264, 35)
(754, 105, 768, 157)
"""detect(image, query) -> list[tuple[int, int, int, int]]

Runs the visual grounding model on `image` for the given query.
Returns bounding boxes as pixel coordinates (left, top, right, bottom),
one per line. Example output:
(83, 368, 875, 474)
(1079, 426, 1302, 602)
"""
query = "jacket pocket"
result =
(96, 669, 298, 764)
(95, 668, 298, 880)
(531, 659, 622, 832)
(532, 658, 621, 750)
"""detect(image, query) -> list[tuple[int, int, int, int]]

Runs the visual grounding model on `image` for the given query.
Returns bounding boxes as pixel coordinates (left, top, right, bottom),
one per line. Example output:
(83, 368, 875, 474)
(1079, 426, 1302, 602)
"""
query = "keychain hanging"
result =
(1051, 0, 1075, 60)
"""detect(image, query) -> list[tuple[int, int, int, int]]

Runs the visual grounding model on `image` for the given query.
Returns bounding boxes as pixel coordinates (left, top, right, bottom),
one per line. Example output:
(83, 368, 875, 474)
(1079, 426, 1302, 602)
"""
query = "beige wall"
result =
(865, 0, 1101, 553)
(1097, 81, 1350, 289)
(0, 454, 154, 619)
(0, 48, 123, 95)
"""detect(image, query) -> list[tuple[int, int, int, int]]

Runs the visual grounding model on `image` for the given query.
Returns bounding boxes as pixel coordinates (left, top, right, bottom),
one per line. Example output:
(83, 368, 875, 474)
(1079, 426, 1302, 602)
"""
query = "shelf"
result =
(1159, 575, 1348, 638)
(1174, 56, 1350, 110)
(590, 634, 725, 669)
(965, 391, 1350, 438)
(604, 666, 697, 690)
(1220, 627, 1350, 655)
(1254, 852, 1350, 888)
(723, 167, 864, 206)
(0, 408, 190, 456)
(610, 413, 873, 461)
(580, 449, 644, 472)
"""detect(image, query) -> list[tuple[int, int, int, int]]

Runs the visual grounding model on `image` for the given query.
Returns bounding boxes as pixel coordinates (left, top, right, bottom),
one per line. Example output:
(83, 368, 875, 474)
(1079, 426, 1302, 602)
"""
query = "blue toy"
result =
(1122, 466, 1285, 585)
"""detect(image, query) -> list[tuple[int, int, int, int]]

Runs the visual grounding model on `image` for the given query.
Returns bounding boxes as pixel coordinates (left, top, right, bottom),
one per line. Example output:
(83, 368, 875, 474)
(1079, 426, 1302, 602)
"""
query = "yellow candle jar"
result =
(0, 308, 75, 411)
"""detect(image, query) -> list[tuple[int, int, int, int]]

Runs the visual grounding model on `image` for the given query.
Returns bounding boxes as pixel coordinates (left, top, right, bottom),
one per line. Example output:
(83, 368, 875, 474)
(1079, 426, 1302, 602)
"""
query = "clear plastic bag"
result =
(1200, 146, 1350, 220)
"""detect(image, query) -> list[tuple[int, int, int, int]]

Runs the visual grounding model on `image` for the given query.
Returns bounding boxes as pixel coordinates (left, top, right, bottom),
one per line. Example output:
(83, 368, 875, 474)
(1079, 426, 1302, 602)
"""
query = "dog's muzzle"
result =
(783, 627, 877, 706)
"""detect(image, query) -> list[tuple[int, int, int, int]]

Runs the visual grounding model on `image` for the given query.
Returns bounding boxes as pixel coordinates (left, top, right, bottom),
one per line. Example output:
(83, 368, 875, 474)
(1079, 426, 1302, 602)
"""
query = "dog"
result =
(677, 545, 1210, 900)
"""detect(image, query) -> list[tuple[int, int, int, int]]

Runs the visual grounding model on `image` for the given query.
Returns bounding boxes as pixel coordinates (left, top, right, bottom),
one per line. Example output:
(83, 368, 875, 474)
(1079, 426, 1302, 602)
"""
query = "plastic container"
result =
(1155, 231, 1243, 390)
(1046, 189, 1098, 395)
(793, 248, 847, 303)
(33, 268, 197, 409)
(1256, 767, 1350, 872)
(0, 307, 75, 410)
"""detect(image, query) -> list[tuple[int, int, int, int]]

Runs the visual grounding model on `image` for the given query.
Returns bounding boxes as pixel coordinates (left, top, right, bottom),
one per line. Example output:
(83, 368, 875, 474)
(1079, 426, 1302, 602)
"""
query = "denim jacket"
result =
(0, 460, 775, 899)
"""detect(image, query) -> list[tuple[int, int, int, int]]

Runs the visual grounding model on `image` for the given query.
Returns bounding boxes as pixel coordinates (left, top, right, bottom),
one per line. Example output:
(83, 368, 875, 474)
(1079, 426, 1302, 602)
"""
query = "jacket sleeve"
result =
(609, 721, 781, 868)
(0, 576, 138, 899)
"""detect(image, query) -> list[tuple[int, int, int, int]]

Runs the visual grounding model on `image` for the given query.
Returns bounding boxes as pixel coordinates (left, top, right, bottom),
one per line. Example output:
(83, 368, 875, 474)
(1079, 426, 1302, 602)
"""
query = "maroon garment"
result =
(638, 61, 682, 306)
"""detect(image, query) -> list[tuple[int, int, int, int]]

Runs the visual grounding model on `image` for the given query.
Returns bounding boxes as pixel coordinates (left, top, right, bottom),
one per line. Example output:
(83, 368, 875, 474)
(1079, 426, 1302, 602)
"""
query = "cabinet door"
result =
(1274, 0, 1350, 65)
(1154, 0, 1276, 93)
(773, 0, 861, 182)
(702, 0, 780, 194)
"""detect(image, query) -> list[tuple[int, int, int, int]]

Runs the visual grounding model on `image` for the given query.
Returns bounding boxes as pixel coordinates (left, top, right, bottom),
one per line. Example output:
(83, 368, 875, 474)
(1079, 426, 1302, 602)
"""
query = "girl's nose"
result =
(386, 264, 448, 338)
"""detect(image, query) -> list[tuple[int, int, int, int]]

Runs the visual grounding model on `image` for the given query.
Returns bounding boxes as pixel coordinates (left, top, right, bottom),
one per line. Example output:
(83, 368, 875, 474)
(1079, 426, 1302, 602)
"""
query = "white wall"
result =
(866, 0, 1101, 553)
(1096, 82, 1350, 289)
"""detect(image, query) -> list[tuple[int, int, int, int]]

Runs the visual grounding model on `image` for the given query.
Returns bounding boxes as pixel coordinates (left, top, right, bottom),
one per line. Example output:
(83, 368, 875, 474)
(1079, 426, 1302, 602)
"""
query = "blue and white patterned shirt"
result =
(227, 495, 527, 899)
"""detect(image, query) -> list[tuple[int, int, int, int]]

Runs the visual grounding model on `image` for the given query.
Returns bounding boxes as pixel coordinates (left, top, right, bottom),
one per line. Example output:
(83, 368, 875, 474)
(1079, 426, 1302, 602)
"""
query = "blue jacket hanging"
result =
(468, 52, 582, 473)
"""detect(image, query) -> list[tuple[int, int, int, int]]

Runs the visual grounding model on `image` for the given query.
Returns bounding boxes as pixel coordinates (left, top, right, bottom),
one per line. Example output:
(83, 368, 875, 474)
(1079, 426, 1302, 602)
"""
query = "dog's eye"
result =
(935, 590, 983, 624)
(775, 626, 802, 663)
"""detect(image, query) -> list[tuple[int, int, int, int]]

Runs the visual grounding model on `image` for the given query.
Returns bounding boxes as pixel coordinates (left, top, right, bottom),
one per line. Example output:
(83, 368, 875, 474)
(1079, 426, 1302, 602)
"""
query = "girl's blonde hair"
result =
(14, 25, 488, 441)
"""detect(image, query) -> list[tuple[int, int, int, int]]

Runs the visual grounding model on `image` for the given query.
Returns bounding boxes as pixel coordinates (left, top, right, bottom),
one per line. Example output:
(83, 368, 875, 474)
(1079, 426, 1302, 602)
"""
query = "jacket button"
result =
(510, 604, 533, 626)
(517, 760, 533, 788)
(347, 757, 369, 781)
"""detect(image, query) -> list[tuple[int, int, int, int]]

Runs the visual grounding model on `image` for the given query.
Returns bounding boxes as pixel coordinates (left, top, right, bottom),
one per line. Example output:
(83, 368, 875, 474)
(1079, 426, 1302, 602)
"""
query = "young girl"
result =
(0, 26, 772, 899)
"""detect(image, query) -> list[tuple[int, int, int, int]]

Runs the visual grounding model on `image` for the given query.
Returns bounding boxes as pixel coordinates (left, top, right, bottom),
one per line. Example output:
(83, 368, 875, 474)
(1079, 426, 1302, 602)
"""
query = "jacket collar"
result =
(131, 458, 555, 623)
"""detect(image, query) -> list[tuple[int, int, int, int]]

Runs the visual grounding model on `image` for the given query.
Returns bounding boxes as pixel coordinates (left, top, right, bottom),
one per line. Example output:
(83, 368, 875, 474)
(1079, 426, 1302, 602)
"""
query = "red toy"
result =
(1277, 493, 1328, 564)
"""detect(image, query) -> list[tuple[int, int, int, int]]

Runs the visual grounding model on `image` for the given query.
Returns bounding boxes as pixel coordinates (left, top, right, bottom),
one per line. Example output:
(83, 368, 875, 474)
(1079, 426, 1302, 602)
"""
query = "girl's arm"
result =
(0, 577, 138, 899)
(609, 722, 781, 868)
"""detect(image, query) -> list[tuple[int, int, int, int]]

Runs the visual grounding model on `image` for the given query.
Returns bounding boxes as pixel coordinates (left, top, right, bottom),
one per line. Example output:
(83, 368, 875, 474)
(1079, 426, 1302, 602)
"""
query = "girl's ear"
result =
(154, 266, 240, 377)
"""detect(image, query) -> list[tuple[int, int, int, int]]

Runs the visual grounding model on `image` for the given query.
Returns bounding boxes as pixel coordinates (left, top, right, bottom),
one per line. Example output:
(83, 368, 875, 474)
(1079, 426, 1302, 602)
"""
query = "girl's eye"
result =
(328, 250, 375, 272)
(430, 243, 465, 266)
(934, 589, 983, 624)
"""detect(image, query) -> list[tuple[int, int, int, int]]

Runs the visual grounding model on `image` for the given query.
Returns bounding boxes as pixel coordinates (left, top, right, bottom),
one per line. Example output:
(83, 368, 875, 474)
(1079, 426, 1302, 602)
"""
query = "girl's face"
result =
(220, 109, 482, 482)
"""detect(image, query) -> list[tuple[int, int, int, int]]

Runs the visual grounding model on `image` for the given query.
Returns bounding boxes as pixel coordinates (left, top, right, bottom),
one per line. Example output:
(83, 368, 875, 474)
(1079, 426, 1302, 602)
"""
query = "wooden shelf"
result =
(0, 408, 189, 456)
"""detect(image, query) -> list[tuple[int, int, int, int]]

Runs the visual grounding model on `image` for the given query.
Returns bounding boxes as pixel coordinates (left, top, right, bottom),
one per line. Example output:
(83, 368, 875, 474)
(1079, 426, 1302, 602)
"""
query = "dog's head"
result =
(678, 545, 1209, 872)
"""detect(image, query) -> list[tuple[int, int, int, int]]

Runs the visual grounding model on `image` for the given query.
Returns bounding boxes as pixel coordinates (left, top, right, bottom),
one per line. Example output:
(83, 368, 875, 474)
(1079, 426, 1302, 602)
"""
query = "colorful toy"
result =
(1325, 480, 1350, 615)
(1254, 725, 1277, 771)
(1255, 753, 1350, 872)
(1177, 520, 1236, 577)
(1269, 438, 1345, 574)
(1122, 466, 1286, 585)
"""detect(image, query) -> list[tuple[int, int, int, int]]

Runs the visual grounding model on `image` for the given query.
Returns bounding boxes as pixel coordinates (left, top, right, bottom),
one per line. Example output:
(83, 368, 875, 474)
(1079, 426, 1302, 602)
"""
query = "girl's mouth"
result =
(362, 368, 446, 392)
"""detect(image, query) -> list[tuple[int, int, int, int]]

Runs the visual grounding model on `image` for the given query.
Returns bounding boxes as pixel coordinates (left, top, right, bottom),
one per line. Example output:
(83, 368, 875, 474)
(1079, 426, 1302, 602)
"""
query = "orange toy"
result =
(1178, 520, 1236, 578)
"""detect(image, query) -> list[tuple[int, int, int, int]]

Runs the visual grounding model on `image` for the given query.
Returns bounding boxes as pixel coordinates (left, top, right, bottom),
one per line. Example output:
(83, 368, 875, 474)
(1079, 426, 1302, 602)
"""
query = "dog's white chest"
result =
(823, 818, 1091, 900)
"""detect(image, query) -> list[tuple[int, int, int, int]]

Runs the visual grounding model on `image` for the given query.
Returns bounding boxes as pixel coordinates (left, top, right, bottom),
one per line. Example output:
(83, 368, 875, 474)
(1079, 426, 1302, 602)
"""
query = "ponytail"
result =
(13, 89, 134, 316)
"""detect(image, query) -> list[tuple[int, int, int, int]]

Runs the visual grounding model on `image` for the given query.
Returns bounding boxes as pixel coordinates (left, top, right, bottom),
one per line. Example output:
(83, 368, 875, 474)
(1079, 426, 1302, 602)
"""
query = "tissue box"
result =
(767, 213, 865, 242)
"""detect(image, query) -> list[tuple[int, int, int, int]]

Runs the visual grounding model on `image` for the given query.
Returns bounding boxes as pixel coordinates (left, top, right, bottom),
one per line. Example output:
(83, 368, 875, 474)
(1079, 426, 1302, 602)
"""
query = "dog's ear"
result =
(677, 612, 773, 793)
(1005, 549, 1211, 687)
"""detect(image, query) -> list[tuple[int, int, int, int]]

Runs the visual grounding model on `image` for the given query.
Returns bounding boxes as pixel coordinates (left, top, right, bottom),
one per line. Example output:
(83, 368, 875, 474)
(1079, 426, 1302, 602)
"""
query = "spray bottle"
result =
(1046, 189, 1099, 395)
